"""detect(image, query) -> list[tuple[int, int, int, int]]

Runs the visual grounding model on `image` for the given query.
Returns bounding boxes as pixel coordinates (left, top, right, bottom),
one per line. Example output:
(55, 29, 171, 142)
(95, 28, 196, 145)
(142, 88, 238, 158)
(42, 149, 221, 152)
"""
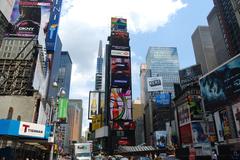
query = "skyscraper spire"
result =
(98, 40, 102, 57)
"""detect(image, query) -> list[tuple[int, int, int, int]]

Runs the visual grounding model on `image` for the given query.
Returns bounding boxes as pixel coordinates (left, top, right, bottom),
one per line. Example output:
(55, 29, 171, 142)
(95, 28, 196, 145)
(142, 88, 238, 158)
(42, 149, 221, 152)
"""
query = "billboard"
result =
(6, 0, 51, 37)
(179, 64, 202, 89)
(99, 92, 105, 114)
(92, 115, 102, 131)
(191, 122, 208, 144)
(111, 57, 131, 88)
(155, 93, 171, 107)
(111, 50, 130, 57)
(232, 102, 240, 138)
(213, 111, 224, 142)
(180, 123, 193, 144)
(153, 131, 167, 148)
(147, 77, 163, 92)
(111, 17, 127, 32)
(189, 98, 203, 120)
(111, 45, 129, 51)
(177, 104, 190, 126)
(57, 97, 68, 121)
(219, 109, 232, 140)
(88, 91, 99, 119)
(110, 31, 129, 46)
(45, 0, 62, 51)
(200, 54, 240, 112)
(110, 88, 132, 120)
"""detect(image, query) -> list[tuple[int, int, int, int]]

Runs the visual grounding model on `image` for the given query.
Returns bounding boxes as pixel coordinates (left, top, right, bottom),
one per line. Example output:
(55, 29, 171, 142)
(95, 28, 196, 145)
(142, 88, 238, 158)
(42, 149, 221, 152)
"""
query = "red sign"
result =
(180, 123, 193, 144)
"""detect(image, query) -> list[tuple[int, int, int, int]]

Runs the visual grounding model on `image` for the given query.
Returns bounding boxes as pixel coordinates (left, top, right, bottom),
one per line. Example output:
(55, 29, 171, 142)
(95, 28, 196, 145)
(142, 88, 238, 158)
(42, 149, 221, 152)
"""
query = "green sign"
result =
(58, 98, 68, 120)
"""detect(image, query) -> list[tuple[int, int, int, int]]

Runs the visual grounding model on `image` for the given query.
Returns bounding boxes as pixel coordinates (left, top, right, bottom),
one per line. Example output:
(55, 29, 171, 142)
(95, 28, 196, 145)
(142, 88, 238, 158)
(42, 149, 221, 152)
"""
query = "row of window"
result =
(2, 52, 25, 58)
(4, 39, 28, 46)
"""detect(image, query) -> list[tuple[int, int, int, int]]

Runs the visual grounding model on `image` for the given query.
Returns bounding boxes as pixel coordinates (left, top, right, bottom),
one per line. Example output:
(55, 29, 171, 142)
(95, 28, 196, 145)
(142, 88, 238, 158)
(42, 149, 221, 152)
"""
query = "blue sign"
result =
(46, 0, 63, 51)
(155, 93, 171, 107)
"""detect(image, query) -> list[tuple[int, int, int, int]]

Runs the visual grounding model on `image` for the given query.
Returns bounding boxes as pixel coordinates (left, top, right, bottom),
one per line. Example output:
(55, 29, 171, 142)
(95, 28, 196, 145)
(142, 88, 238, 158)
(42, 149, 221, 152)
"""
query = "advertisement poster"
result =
(111, 57, 130, 88)
(180, 123, 193, 144)
(99, 92, 105, 114)
(232, 102, 240, 138)
(219, 109, 232, 140)
(178, 104, 191, 126)
(111, 50, 130, 57)
(111, 17, 127, 32)
(179, 64, 202, 90)
(155, 93, 171, 107)
(111, 31, 129, 46)
(189, 99, 203, 120)
(191, 122, 208, 144)
(147, 77, 163, 92)
(200, 54, 240, 111)
(6, 0, 51, 37)
(88, 91, 99, 119)
(154, 131, 167, 148)
(110, 88, 132, 120)
(213, 111, 224, 142)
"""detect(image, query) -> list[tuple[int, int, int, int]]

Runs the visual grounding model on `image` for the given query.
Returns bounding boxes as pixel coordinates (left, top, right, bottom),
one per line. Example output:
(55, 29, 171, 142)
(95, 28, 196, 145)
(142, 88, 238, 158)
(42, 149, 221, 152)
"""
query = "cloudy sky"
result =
(58, 0, 214, 135)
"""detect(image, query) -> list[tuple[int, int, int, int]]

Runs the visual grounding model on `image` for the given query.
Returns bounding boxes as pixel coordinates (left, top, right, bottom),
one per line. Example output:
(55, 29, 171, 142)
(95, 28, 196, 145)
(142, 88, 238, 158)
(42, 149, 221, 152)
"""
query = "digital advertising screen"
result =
(88, 91, 99, 119)
(6, 0, 51, 37)
(191, 122, 208, 144)
(110, 31, 129, 46)
(111, 57, 131, 88)
(111, 17, 127, 32)
(219, 109, 232, 140)
(110, 88, 132, 120)
(180, 123, 193, 145)
(232, 102, 240, 138)
(147, 77, 163, 92)
(189, 99, 203, 121)
(153, 131, 167, 148)
(200, 54, 240, 112)
(155, 93, 171, 107)
(178, 104, 191, 127)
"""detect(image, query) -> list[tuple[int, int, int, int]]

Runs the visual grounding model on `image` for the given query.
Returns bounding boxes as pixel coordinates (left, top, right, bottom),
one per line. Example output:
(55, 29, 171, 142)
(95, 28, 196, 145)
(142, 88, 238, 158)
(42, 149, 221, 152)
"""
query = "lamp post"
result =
(49, 82, 66, 160)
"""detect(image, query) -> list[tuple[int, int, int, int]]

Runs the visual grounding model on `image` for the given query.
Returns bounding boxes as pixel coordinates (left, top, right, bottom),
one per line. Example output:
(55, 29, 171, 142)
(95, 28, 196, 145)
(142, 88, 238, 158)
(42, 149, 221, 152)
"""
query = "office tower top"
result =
(192, 26, 218, 74)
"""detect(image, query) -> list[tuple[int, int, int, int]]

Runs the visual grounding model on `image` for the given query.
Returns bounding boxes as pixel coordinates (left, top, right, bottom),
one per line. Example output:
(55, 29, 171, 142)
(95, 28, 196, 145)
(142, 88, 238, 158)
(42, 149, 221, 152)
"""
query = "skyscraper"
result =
(213, 0, 240, 57)
(140, 64, 147, 105)
(146, 47, 180, 97)
(207, 7, 230, 66)
(95, 40, 103, 91)
(192, 26, 218, 74)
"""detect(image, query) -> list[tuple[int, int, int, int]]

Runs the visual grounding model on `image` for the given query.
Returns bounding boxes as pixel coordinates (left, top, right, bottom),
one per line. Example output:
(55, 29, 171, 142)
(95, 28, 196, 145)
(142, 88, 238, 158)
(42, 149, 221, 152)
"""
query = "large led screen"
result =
(111, 17, 127, 32)
(111, 57, 131, 88)
(110, 88, 132, 120)
(200, 54, 240, 112)
(191, 122, 208, 144)
(155, 93, 171, 107)
(6, 0, 51, 37)
(88, 91, 99, 119)
(110, 31, 129, 46)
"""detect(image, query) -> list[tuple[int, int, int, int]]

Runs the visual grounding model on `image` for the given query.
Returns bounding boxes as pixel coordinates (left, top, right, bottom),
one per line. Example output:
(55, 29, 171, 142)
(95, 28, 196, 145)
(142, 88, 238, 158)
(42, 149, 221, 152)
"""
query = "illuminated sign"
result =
(147, 77, 163, 92)
(19, 121, 45, 138)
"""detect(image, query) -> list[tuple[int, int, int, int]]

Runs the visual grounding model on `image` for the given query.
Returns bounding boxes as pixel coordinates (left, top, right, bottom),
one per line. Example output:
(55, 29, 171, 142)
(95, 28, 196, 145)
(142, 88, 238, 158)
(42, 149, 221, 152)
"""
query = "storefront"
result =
(0, 120, 52, 160)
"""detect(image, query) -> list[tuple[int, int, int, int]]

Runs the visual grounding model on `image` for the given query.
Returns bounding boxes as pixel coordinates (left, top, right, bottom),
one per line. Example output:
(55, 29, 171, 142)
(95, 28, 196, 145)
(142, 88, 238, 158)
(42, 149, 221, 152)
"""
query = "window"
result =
(7, 53, 11, 58)
(3, 52, 7, 58)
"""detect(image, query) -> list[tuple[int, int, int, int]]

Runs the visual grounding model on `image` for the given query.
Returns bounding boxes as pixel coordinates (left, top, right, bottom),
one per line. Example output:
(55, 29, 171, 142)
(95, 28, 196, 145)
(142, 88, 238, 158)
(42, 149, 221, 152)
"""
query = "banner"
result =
(213, 111, 224, 142)
(189, 99, 203, 120)
(111, 50, 130, 57)
(178, 104, 191, 127)
(219, 109, 232, 140)
(191, 122, 208, 144)
(147, 77, 163, 92)
(110, 88, 132, 120)
(200, 54, 240, 111)
(88, 91, 99, 119)
(6, 0, 51, 37)
(232, 102, 240, 138)
(57, 98, 68, 120)
(179, 64, 202, 89)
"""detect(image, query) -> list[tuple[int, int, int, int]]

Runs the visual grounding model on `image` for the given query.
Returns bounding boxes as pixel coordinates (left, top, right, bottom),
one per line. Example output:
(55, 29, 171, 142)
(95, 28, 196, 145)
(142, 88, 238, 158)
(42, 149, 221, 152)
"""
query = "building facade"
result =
(146, 47, 180, 98)
(95, 40, 103, 91)
(192, 26, 218, 74)
(213, 0, 240, 57)
(207, 7, 231, 66)
(68, 99, 83, 143)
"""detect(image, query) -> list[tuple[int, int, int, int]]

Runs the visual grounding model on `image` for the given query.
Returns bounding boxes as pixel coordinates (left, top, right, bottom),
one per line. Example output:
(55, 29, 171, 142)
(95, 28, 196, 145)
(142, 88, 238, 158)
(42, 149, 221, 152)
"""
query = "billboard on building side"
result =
(178, 104, 191, 127)
(147, 77, 163, 92)
(111, 17, 127, 32)
(191, 122, 208, 144)
(200, 54, 240, 112)
(180, 123, 193, 145)
(153, 131, 167, 148)
(155, 93, 171, 107)
(111, 50, 130, 57)
(88, 91, 100, 119)
(179, 64, 202, 89)
(232, 102, 240, 138)
(6, 0, 51, 37)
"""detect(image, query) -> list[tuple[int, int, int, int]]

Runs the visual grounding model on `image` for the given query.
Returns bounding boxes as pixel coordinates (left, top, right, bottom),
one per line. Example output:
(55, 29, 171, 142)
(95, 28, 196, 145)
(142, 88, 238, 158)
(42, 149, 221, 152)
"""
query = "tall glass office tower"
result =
(95, 40, 103, 90)
(146, 47, 180, 98)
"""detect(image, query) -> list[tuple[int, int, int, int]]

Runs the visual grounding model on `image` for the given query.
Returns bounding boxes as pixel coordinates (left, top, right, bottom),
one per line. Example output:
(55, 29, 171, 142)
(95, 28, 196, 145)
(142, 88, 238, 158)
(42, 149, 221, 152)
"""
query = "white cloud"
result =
(59, 0, 187, 136)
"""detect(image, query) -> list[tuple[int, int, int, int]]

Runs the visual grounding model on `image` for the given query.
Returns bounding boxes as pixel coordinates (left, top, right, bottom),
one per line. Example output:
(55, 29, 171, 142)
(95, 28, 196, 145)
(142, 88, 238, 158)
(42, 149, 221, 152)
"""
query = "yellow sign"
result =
(92, 115, 102, 131)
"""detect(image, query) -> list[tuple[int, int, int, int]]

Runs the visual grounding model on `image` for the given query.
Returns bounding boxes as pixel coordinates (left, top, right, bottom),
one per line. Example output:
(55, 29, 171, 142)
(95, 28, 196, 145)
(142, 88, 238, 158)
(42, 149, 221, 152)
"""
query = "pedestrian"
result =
(211, 150, 218, 160)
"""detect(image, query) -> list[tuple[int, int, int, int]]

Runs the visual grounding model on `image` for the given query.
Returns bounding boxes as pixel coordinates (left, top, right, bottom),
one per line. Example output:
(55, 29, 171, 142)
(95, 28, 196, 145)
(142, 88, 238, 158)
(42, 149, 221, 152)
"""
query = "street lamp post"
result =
(49, 82, 66, 160)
